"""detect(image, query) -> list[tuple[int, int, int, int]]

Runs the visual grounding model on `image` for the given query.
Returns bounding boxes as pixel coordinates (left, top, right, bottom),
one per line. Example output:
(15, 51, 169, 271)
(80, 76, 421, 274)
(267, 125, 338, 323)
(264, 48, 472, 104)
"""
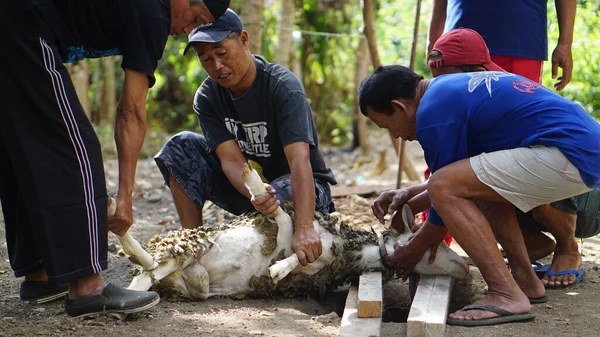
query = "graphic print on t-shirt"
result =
(466, 71, 514, 96)
(224, 118, 271, 157)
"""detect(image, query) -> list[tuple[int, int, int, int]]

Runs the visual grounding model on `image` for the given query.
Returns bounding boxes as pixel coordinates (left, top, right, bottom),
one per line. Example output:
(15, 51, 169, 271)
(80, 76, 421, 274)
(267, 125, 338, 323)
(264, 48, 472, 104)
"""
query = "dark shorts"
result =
(516, 189, 600, 238)
(154, 131, 335, 216)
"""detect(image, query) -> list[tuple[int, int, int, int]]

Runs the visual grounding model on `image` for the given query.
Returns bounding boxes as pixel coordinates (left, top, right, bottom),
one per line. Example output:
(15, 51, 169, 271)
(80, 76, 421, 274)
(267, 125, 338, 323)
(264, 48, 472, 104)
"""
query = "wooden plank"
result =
(425, 276, 452, 337)
(406, 275, 453, 337)
(357, 272, 382, 318)
(339, 286, 381, 337)
(407, 275, 434, 337)
(331, 183, 397, 198)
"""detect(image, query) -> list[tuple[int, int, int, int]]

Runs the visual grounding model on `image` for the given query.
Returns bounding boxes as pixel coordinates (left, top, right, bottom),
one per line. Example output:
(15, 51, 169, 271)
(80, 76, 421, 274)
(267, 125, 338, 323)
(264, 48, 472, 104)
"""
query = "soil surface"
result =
(2, 130, 600, 336)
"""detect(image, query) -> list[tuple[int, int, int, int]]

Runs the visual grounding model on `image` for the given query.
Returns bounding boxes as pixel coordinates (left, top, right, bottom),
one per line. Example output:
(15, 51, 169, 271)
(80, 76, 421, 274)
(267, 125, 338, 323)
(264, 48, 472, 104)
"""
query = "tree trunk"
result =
(66, 61, 91, 119)
(352, 37, 370, 154)
(362, 0, 399, 154)
(239, 0, 264, 54)
(98, 56, 116, 124)
(397, 0, 423, 187)
(276, 0, 294, 68)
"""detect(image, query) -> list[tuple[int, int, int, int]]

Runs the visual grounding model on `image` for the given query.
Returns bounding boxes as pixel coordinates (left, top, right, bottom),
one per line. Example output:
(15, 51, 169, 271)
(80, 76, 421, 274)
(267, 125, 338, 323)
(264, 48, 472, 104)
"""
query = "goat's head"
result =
(382, 205, 469, 279)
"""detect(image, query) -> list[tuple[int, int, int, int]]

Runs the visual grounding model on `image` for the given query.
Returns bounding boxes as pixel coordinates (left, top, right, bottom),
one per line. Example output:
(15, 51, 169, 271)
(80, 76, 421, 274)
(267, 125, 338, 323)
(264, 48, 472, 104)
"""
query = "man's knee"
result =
(167, 131, 205, 147)
(428, 171, 454, 206)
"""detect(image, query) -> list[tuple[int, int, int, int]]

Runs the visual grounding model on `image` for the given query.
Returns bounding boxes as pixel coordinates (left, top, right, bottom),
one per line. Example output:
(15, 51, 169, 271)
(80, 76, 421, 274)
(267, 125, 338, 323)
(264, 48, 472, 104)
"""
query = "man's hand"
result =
(372, 189, 410, 224)
(384, 237, 429, 280)
(551, 43, 573, 91)
(251, 184, 280, 217)
(108, 193, 133, 236)
(292, 226, 322, 266)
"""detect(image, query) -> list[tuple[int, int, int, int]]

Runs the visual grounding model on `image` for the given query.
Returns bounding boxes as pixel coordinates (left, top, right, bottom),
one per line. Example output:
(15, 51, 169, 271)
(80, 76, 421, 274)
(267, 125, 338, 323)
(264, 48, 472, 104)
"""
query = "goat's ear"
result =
(401, 204, 415, 234)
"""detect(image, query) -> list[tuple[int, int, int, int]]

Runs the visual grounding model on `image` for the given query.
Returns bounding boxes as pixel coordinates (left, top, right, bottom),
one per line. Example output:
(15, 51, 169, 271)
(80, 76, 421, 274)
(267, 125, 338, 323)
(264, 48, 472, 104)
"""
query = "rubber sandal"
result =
(447, 305, 536, 326)
(544, 269, 585, 288)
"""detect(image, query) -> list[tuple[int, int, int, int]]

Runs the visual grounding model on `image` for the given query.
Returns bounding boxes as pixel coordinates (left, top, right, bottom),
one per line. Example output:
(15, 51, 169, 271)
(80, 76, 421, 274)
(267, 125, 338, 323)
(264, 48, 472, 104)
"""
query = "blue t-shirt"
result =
(445, 0, 548, 60)
(417, 72, 600, 226)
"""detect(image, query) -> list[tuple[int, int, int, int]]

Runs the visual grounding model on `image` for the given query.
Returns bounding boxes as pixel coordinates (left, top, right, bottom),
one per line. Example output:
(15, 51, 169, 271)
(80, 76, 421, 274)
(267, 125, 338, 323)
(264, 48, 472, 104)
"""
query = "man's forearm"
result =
(555, 0, 576, 45)
(221, 160, 252, 199)
(290, 159, 315, 231)
(428, 0, 448, 52)
(407, 189, 432, 214)
(413, 219, 448, 246)
(115, 106, 146, 196)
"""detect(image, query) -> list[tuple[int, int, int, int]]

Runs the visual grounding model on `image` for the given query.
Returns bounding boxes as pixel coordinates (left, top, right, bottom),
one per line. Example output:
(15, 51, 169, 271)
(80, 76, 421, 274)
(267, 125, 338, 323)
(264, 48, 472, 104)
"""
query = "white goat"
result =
(117, 164, 469, 300)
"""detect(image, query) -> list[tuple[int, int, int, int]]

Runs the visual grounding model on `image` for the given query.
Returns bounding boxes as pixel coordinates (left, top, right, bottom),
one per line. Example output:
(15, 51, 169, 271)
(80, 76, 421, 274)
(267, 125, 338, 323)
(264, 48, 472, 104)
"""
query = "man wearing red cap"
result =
(374, 28, 597, 290)
(360, 61, 600, 325)
(429, 0, 576, 91)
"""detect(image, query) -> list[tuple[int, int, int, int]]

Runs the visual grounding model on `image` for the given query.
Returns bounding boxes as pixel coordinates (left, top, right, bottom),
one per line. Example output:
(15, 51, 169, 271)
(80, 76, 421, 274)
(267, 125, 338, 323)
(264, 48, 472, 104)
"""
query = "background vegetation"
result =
(71, 0, 600, 157)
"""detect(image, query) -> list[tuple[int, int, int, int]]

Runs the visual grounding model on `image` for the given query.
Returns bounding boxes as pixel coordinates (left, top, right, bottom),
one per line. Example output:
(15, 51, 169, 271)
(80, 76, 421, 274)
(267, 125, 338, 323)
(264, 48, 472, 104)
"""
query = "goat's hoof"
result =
(268, 264, 288, 284)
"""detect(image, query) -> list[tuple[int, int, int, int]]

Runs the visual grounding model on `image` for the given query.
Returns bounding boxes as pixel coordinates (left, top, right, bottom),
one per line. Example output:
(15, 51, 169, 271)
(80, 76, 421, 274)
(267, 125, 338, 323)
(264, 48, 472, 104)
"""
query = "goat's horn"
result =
(108, 197, 158, 271)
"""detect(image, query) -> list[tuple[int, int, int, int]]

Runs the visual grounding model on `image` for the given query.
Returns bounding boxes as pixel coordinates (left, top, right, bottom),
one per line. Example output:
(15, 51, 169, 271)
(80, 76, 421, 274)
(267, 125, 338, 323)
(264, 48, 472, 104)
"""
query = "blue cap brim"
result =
(183, 29, 233, 56)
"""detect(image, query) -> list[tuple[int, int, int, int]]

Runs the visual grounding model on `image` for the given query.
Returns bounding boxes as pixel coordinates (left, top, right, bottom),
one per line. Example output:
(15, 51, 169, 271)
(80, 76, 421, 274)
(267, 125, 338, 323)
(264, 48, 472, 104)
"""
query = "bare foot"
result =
(25, 269, 49, 282)
(542, 250, 582, 287)
(68, 274, 105, 299)
(510, 264, 546, 299)
(448, 291, 531, 321)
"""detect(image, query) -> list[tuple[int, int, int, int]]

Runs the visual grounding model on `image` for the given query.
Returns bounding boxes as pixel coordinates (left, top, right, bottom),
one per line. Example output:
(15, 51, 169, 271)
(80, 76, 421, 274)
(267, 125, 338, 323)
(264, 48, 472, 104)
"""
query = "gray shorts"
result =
(470, 146, 592, 212)
(516, 189, 600, 238)
(154, 131, 335, 216)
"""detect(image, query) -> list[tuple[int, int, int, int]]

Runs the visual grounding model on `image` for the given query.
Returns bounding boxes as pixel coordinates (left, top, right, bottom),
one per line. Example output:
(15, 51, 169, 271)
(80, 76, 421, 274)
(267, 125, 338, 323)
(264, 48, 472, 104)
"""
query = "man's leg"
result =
(155, 132, 254, 228)
(531, 205, 580, 286)
(169, 174, 204, 229)
(515, 210, 556, 262)
(428, 159, 533, 321)
(477, 201, 545, 299)
(0, 1, 159, 315)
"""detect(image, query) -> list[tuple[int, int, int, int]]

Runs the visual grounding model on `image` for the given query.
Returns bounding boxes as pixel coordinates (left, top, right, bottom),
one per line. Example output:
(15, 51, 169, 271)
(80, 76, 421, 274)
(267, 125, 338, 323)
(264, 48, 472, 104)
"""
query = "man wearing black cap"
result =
(0, 0, 228, 318)
(155, 9, 337, 267)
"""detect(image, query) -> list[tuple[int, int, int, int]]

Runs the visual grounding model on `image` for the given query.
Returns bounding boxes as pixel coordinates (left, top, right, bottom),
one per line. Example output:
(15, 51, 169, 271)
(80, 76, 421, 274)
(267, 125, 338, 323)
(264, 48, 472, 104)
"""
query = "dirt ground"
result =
(2, 131, 600, 336)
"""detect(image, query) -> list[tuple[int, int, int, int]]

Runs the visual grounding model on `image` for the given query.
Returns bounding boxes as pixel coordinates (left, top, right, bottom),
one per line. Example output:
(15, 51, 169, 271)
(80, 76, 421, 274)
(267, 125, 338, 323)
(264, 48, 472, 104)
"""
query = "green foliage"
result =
(543, 0, 600, 118)
(87, 0, 600, 152)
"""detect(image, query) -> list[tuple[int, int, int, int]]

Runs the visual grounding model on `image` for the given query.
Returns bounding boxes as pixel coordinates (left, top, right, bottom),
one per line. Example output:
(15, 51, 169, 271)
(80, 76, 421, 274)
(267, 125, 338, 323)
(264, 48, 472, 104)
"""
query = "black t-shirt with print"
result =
(50, 0, 170, 87)
(194, 55, 337, 185)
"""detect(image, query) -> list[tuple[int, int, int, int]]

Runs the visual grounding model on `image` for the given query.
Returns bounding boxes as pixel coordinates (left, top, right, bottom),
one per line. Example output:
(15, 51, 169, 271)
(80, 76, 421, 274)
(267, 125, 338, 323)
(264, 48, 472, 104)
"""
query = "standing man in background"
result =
(428, 0, 576, 91)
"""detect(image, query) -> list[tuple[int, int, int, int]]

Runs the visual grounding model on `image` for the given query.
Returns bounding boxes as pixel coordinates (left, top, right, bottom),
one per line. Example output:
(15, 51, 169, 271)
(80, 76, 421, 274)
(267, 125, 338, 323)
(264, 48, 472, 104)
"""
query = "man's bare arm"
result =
(428, 0, 448, 53)
(284, 142, 322, 266)
(110, 69, 149, 236)
(553, 0, 576, 91)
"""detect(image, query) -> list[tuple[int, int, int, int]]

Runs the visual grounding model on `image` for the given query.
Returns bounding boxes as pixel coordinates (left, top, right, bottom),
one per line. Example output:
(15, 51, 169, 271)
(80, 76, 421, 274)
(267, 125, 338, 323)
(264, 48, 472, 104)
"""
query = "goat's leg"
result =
(242, 164, 300, 283)
(128, 256, 195, 291)
(269, 254, 301, 283)
(108, 197, 158, 271)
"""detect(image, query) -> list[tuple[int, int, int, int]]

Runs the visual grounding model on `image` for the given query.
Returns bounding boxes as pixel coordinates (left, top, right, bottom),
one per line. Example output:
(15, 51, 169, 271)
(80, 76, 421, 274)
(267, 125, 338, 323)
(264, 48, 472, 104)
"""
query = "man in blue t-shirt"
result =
(429, 0, 576, 91)
(359, 65, 600, 326)
(376, 28, 596, 289)
(155, 10, 337, 267)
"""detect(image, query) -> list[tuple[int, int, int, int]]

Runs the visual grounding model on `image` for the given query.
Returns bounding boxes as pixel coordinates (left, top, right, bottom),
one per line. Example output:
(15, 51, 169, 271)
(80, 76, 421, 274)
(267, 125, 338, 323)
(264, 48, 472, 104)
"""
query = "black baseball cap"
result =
(204, 0, 230, 23)
(183, 9, 242, 55)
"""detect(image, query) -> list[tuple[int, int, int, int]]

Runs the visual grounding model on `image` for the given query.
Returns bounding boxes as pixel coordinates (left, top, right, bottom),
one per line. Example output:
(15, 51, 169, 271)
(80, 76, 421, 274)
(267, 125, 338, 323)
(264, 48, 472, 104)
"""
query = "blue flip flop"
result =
(544, 269, 585, 288)
(532, 262, 550, 279)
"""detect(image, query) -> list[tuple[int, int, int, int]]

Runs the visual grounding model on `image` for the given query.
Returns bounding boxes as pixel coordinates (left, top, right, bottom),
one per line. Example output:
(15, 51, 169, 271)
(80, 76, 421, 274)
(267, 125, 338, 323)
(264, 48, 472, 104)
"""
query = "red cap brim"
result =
(483, 61, 505, 72)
